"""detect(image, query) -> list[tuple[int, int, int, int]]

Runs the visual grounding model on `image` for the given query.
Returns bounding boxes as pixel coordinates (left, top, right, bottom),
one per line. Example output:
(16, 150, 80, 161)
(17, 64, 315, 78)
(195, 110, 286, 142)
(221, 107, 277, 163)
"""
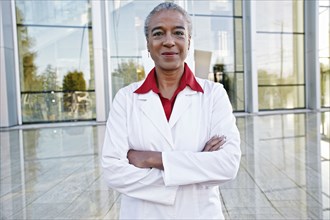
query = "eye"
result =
(152, 31, 163, 37)
(174, 30, 185, 36)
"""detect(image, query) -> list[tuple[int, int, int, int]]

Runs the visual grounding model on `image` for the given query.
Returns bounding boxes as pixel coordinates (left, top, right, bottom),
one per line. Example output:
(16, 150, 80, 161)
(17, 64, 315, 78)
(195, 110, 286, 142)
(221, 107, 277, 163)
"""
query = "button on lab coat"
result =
(102, 77, 241, 219)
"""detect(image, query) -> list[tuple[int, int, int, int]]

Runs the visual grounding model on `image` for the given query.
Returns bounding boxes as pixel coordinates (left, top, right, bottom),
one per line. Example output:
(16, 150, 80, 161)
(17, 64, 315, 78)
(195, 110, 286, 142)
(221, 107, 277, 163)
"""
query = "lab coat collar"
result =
(137, 87, 198, 148)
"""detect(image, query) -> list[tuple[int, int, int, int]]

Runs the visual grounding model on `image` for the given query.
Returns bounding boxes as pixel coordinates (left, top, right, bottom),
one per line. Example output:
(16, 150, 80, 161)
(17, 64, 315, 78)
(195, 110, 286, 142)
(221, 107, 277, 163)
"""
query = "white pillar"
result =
(243, 0, 258, 113)
(0, 0, 19, 127)
(92, 0, 110, 122)
(305, 0, 320, 110)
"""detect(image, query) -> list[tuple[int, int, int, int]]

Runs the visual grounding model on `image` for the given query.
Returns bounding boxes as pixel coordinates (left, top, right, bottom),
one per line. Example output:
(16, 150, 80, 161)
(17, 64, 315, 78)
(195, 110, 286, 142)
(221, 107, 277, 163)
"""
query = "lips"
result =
(161, 52, 178, 55)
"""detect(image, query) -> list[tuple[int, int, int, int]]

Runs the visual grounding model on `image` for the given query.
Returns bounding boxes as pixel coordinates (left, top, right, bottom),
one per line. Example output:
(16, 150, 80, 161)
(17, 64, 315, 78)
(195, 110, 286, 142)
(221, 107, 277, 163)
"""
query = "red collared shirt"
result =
(135, 63, 204, 121)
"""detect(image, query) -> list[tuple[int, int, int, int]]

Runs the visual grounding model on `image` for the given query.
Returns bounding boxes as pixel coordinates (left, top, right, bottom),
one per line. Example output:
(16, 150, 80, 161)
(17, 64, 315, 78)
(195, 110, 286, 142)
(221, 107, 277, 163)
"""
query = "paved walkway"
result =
(1, 112, 329, 219)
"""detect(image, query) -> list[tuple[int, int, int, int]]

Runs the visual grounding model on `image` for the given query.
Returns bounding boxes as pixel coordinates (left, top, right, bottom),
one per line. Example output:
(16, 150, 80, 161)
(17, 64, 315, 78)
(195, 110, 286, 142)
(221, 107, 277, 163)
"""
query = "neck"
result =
(155, 66, 184, 88)
(155, 66, 184, 99)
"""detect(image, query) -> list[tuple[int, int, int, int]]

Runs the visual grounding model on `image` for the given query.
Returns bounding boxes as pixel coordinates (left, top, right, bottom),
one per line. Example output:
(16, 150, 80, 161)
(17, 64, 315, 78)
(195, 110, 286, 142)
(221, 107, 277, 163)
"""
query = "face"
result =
(147, 10, 190, 72)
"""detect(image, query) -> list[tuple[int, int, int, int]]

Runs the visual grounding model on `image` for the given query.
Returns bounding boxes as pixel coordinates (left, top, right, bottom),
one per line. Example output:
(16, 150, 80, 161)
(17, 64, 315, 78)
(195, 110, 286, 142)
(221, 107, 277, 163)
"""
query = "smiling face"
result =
(147, 10, 191, 72)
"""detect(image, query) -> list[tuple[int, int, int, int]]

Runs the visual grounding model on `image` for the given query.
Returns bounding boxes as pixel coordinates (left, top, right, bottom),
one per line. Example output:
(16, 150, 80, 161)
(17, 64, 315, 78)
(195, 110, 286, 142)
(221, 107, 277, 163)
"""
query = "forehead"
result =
(148, 10, 188, 30)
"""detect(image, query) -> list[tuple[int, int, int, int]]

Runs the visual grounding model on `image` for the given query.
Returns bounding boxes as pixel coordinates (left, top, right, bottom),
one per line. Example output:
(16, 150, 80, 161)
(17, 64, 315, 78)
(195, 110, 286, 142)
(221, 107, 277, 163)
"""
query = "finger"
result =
(208, 136, 227, 151)
(208, 143, 222, 151)
(203, 138, 221, 151)
(206, 136, 222, 146)
(205, 135, 219, 145)
(218, 136, 227, 147)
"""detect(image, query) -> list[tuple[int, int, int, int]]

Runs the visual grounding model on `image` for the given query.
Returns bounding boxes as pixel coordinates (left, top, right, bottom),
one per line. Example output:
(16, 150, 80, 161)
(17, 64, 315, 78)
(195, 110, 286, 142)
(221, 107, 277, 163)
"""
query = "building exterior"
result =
(1, 0, 329, 128)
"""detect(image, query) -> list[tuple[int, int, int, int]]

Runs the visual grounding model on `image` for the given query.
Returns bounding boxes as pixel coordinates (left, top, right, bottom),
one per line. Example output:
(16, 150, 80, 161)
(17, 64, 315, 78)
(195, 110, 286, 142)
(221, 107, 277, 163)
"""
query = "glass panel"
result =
(194, 16, 235, 73)
(256, 0, 304, 32)
(224, 72, 244, 111)
(187, 0, 234, 16)
(319, 1, 330, 7)
(256, 34, 304, 85)
(16, 0, 95, 123)
(258, 85, 305, 110)
(321, 112, 330, 139)
(235, 18, 243, 72)
(110, 58, 146, 97)
(319, 6, 329, 108)
(109, 1, 157, 57)
(15, 0, 91, 26)
(108, 0, 244, 111)
(319, 7, 329, 58)
(320, 58, 330, 107)
(18, 26, 94, 92)
(234, 0, 242, 16)
(21, 91, 96, 122)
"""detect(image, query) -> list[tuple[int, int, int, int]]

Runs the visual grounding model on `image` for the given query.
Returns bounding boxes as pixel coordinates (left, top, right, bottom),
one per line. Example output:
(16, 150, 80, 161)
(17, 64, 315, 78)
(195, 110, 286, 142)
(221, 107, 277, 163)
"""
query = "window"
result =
(319, 1, 330, 108)
(256, 0, 305, 110)
(16, 0, 95, 123)
(108, 0, 244, 111)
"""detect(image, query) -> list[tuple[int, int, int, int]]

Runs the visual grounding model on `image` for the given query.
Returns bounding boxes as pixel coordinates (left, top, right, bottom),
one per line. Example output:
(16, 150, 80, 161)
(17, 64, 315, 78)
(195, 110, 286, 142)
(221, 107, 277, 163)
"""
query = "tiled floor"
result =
(1, 112, 329, 219)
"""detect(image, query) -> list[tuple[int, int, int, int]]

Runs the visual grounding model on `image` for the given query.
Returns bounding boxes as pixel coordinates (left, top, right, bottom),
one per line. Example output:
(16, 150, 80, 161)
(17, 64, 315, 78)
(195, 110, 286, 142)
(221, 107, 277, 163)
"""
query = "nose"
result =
(163, 33, 175, 47)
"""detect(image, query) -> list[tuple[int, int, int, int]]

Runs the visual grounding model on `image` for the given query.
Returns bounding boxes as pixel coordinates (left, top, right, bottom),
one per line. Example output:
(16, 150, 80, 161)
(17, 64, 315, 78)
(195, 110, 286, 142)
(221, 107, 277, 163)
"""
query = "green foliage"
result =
(112, 60, 145, 86)
(41, 65, 60, 91)
(63, 70, 86, 91)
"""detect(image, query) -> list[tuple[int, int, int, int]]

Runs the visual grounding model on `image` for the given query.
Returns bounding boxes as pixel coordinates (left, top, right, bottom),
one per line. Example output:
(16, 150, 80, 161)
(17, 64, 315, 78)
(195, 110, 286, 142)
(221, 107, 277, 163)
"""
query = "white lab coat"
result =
(102, 77, 241, 219)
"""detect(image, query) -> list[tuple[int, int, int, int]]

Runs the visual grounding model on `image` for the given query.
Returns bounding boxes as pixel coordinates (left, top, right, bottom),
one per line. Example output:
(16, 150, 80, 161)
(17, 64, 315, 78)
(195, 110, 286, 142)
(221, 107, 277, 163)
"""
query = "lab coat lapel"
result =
(169, 88, 196, 128)
(137, 92, 174, 148)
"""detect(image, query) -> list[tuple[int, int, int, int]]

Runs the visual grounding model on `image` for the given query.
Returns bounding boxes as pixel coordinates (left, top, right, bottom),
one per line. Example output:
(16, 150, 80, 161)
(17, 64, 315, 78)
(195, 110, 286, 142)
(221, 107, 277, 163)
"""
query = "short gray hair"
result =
(144, 2, 192, 38)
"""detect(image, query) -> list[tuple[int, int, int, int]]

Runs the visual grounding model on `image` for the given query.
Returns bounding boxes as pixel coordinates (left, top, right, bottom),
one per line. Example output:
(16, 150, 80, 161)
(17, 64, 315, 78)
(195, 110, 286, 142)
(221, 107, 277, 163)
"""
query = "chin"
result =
(159, 61, 184, 70)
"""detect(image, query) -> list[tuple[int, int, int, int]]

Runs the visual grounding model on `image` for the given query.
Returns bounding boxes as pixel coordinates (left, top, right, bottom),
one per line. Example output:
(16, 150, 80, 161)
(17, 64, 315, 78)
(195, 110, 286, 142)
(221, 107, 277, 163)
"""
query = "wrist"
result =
(147, 152, 163, 170)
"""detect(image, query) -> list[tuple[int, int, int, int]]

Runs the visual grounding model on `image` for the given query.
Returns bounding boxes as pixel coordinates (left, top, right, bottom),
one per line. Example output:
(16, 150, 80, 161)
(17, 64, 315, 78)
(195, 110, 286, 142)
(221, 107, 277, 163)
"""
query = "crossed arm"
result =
(127, 135, 226, 170)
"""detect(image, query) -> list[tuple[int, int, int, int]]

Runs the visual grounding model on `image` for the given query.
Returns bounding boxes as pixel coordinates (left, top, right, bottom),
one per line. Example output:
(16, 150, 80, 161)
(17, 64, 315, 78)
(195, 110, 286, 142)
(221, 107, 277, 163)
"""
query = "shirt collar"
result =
(134, 63, 204, 94)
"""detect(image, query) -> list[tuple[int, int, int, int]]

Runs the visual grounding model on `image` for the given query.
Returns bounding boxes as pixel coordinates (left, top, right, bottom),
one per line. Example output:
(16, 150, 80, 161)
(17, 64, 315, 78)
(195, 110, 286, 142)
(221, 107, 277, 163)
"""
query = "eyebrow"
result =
(151, 26, 186, 33)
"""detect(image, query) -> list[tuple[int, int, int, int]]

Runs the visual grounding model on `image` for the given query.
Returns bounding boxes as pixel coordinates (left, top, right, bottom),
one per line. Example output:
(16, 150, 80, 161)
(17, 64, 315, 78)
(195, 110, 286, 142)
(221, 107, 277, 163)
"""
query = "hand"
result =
(202, 135, 226, 152)
(127, 150, 163, 170)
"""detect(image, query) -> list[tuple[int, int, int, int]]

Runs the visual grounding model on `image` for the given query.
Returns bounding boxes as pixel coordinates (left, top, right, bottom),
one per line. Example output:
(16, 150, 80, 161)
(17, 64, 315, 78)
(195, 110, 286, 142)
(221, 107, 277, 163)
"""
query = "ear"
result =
(146, 39, 150, 51)
(188, 35, 191, 50)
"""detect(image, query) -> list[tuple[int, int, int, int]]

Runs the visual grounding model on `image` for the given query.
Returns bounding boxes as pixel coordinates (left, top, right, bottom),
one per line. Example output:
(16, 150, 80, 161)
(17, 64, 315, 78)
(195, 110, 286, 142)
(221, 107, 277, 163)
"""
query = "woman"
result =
(102, 2, 241, 219)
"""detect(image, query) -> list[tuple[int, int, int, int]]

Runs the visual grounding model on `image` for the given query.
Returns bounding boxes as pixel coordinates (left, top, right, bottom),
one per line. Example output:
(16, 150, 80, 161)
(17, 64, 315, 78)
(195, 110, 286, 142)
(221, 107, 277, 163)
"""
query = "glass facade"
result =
(319, 1, 330, 108)
(0, 0, 324, 126)
(16, 0, 95, 123)
(256, 0, 305, 110)
(108, 0, 244, 111)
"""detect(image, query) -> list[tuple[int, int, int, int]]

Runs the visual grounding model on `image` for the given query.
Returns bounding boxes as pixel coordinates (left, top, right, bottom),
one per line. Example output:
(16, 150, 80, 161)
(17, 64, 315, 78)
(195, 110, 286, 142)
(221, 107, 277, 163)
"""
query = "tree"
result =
(62, 70, 86, 113)
(16, 7, 42, 92)
(112, 60, 145, 87)
(63, 70, 86, 91)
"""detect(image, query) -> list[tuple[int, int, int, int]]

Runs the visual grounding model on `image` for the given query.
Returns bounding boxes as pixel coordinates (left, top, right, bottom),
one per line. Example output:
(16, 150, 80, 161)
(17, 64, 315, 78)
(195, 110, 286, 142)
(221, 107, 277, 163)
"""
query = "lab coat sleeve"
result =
(162, 84, 241, 186)
(101, 88, 178, 205)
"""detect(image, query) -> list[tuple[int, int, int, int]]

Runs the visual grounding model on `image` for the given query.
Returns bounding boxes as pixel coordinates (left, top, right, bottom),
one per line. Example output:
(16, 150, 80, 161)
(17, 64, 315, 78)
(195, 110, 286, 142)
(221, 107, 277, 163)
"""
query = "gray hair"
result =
(144, 2, 192, 38)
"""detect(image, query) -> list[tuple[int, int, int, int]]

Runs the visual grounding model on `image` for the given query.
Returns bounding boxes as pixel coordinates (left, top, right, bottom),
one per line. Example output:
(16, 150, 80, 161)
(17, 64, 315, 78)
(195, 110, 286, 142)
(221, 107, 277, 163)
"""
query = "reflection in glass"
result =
(320, 58, 330, 107)
(108, 1, 244, 112)
(234, 0, 242, 16)
(319, 6, 330, 108)
(258, 85, 304, 110)
(109, 1, 160, 57)
(109, 1, 159, 96)
(110, 59, 145, 97)
(194, 16, 235, 72)
(257, 34, 304, 85)
(256, 0, 305, 111)
(15, 0, 91, 26)
(187, 0, 234, 16)
(256, 0, 304, 33)
(193, 14, 244, 111)
(223, 72, 244, 111)
(16, 0, 95, 123)
(235, 19, 243, 72)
